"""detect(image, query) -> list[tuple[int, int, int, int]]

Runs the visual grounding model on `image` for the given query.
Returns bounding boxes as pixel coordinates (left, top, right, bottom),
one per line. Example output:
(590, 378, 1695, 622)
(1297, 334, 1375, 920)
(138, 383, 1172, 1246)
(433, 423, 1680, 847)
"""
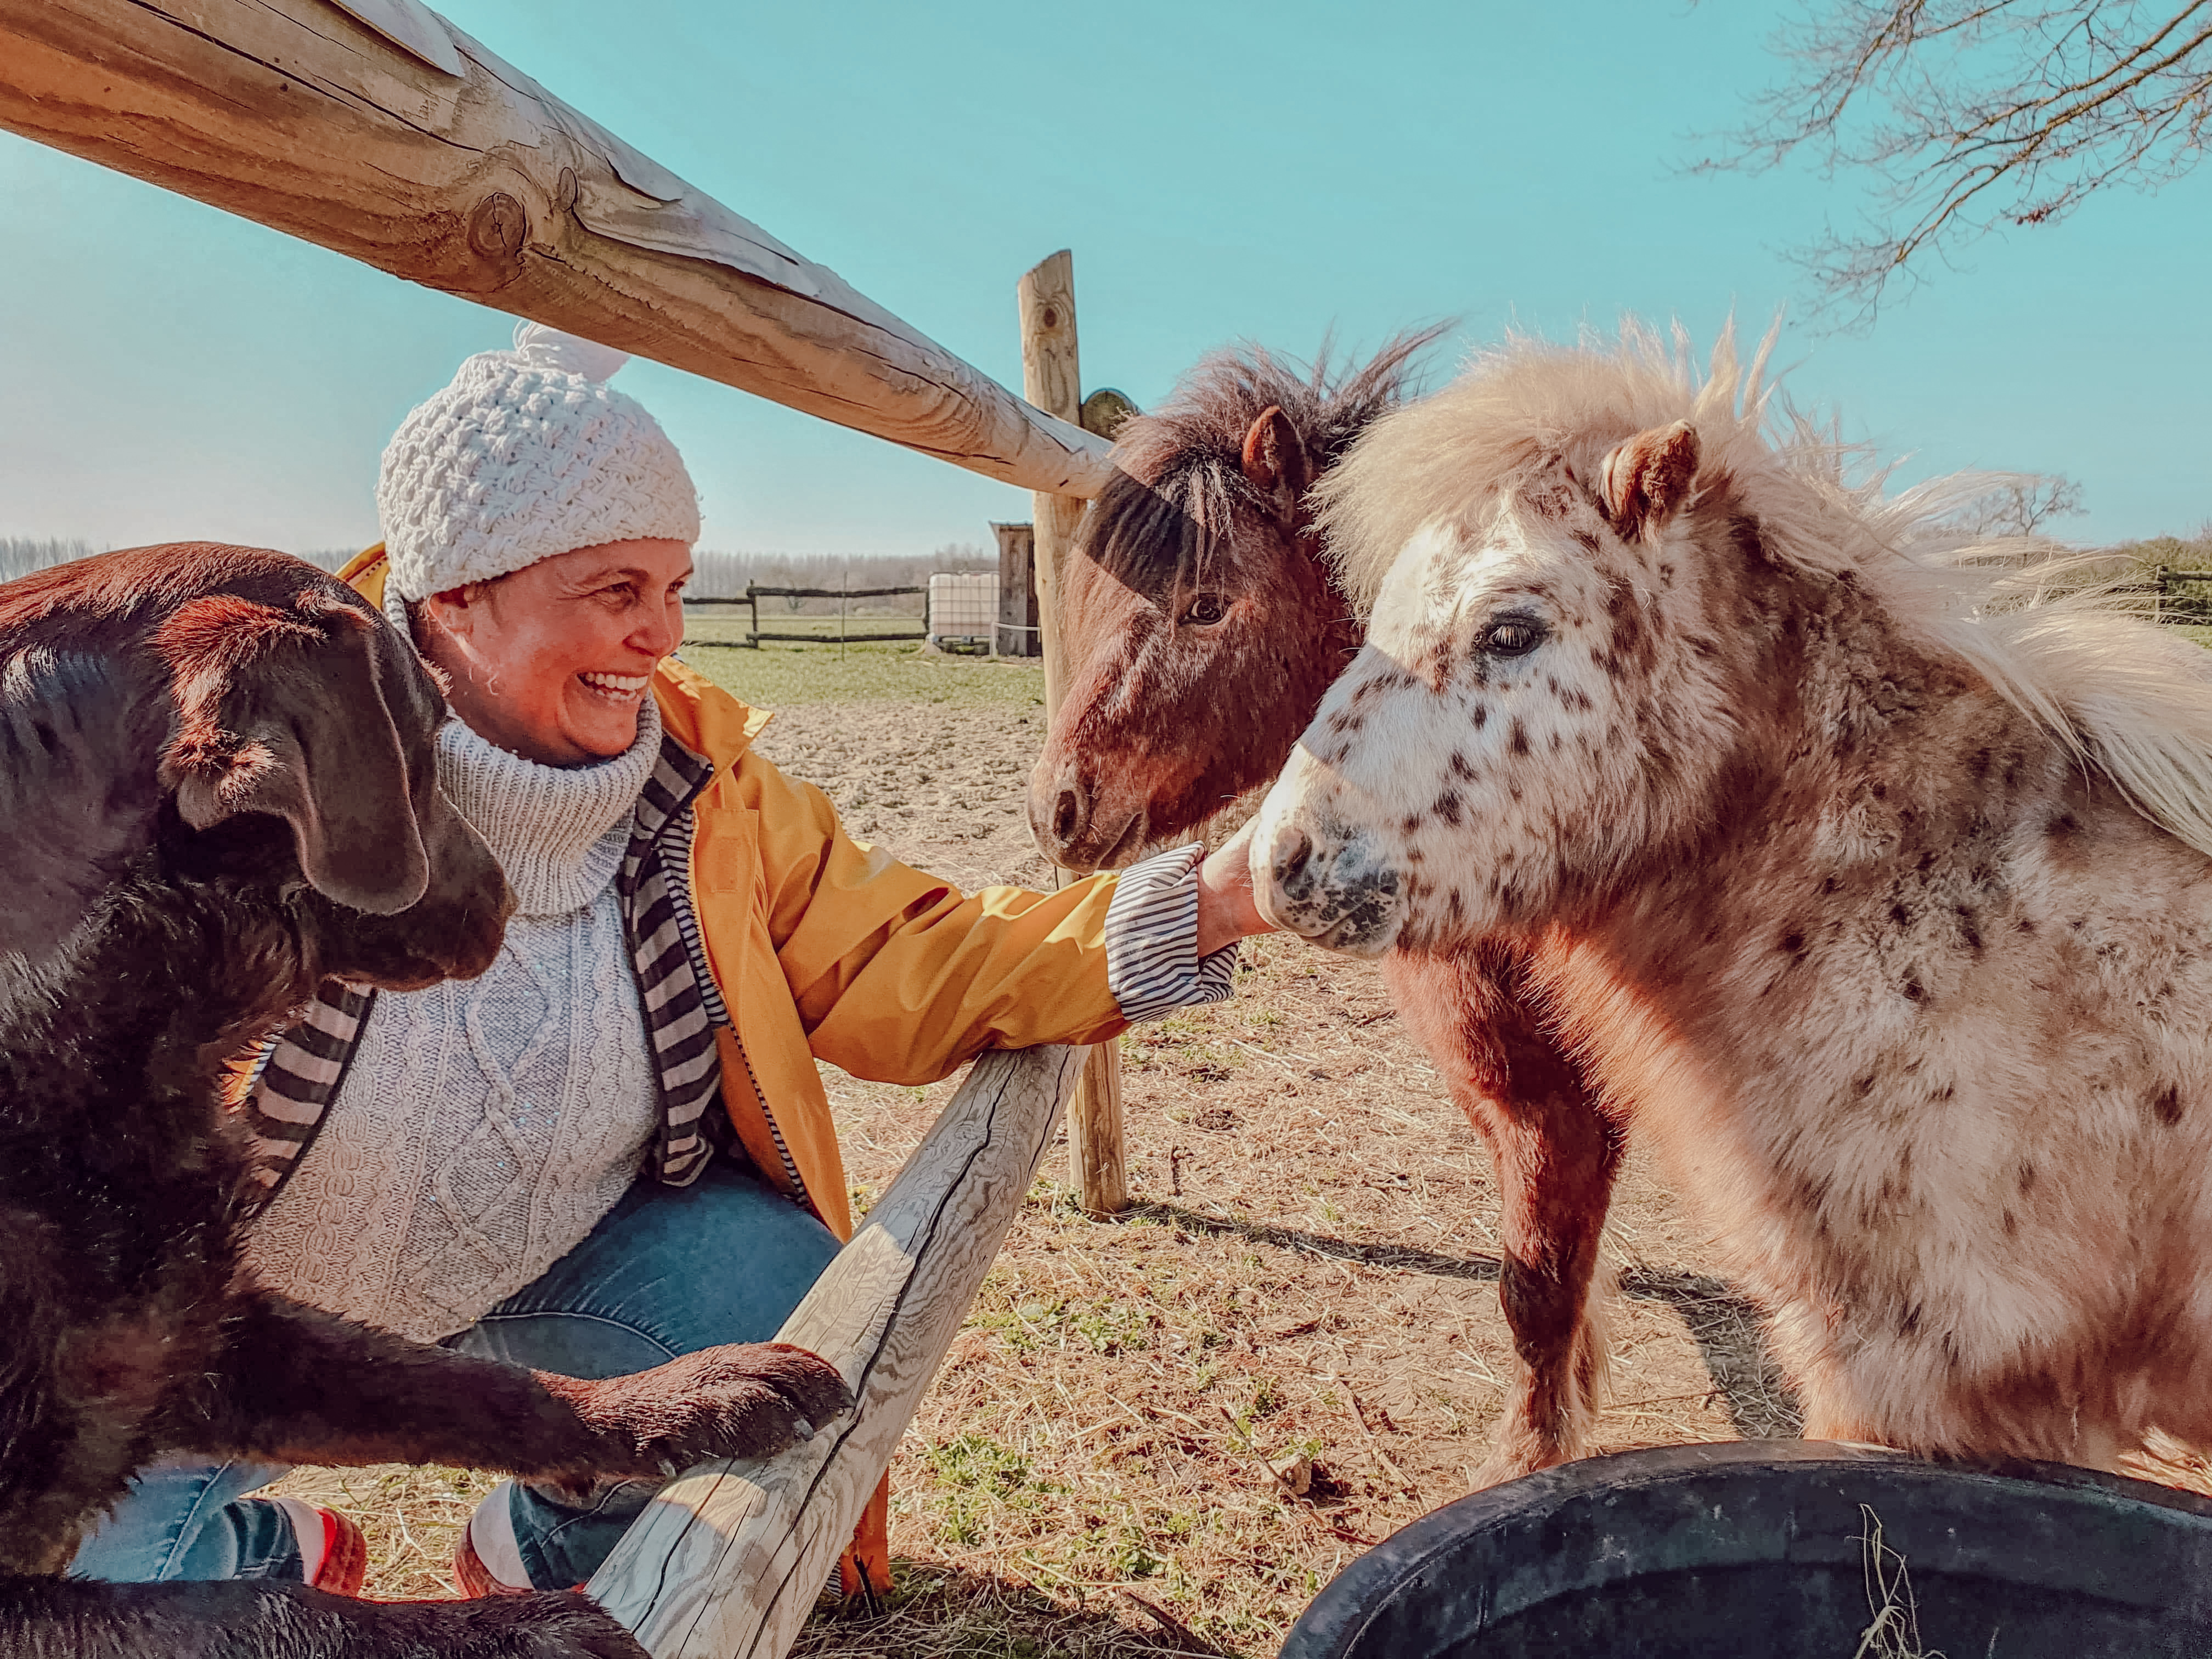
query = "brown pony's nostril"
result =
(1052, 782, 1088, 849)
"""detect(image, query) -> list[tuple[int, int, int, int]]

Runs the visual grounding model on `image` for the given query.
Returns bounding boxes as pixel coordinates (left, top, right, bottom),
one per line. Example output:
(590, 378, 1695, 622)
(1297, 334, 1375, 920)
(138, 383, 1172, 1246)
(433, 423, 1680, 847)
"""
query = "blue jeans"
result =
(71, 1159, 840, 1590)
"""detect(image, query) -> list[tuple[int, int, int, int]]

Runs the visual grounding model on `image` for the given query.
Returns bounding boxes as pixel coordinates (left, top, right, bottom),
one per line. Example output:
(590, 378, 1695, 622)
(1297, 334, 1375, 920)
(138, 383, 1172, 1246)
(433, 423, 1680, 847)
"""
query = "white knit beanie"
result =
(376, 322, 701, 602)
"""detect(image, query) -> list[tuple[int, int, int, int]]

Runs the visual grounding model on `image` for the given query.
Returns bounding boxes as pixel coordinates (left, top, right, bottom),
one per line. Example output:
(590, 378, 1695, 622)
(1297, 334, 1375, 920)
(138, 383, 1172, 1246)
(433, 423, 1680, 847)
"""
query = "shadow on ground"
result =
(798, 1559, 1234, 1657)
(1131, 1201, 1803, 1443)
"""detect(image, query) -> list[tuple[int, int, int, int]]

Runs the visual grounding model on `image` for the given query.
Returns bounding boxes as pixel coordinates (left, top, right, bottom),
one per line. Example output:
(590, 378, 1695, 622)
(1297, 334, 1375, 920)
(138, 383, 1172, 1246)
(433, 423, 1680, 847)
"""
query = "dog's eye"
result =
(1182, 594, 1228, 627)
(1480, 616, 1548, 658)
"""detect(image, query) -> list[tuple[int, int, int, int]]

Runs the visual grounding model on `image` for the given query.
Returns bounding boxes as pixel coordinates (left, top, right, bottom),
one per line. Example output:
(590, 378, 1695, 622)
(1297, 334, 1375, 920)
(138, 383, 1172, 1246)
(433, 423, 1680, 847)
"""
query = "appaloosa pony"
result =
(1255, 325, 2212, 1470)
(1030, 334, 1635, 1483)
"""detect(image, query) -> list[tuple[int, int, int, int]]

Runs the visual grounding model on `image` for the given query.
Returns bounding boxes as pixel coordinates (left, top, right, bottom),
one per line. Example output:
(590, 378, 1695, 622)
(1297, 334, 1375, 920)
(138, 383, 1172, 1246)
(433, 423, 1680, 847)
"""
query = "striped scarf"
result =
(239, 730, 806, 1211)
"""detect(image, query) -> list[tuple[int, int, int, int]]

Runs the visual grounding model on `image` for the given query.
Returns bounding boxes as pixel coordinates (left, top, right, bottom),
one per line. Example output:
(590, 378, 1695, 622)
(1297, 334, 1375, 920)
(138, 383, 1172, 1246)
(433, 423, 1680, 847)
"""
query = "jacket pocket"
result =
(692, 805, 761, 900)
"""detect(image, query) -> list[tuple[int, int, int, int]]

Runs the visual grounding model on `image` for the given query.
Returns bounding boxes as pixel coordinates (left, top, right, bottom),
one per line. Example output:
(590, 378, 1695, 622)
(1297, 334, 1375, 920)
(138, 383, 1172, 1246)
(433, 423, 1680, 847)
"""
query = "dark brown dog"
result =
(0, 545, 849, 1657)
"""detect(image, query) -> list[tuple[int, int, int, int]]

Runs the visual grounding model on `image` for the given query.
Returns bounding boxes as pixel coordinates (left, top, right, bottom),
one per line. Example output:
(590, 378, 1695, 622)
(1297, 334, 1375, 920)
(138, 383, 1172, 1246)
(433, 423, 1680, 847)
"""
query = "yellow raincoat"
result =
(343, 549, 1131, 1589)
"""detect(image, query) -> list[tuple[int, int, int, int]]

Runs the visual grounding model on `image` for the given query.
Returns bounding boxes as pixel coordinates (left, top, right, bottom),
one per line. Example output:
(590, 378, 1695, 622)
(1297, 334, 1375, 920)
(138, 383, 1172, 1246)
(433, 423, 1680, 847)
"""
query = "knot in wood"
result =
(468, 191, 528, 259)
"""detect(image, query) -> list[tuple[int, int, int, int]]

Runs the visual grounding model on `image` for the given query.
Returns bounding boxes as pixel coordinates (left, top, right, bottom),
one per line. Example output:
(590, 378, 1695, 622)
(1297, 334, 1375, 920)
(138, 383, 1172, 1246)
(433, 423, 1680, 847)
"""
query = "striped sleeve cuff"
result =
(1103, 842, 1239, 1023)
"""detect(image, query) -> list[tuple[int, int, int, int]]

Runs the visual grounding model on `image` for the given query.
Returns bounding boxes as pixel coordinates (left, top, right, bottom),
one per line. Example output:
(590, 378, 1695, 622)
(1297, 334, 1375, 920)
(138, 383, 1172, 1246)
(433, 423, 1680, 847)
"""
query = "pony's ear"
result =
(161, 600, 432, 916)
(1241, 405, 1312, 521)
(1598, 421, 1701, 542)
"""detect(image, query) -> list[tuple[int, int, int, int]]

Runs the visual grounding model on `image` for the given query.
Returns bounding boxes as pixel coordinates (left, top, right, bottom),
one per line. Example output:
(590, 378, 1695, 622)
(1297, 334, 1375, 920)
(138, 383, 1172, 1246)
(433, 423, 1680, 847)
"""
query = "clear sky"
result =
(4, 0, 2207, 557)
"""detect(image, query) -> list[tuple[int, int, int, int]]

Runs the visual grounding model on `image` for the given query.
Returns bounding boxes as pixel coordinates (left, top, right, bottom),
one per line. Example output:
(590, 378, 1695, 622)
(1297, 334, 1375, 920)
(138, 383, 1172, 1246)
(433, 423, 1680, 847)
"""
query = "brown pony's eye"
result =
(1182, 595, 1228, 627)
(1182, 595, 1227, 626)
(1480, 615, 1548, 658)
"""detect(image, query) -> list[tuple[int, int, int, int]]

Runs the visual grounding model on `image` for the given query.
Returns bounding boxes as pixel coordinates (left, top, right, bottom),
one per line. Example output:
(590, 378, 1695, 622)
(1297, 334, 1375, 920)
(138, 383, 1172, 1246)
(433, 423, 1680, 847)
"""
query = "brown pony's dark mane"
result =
(1085, 328, 1449, 593)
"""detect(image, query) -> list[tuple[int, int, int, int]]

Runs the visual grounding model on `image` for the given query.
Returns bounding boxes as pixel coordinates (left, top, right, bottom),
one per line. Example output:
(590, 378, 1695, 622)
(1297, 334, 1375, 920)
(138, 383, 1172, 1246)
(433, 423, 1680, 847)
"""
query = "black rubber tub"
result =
(1278, 1441, 2212, 1658)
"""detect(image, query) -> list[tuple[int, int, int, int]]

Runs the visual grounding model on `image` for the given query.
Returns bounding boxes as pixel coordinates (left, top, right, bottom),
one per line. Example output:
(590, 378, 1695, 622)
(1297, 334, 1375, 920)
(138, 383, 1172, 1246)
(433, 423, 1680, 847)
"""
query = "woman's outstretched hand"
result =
(1196, 817, 1277, 960)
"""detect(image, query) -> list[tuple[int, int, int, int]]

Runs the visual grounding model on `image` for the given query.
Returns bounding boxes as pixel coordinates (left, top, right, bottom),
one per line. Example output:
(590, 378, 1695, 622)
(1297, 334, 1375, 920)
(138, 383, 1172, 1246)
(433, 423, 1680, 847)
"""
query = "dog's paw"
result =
(577, 1342, 854, 1472)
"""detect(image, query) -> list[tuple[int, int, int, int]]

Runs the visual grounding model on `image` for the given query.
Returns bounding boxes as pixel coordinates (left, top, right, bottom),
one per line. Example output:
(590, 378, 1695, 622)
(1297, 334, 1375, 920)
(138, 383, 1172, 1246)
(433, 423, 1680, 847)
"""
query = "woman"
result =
(75, 325, 1268, 1598)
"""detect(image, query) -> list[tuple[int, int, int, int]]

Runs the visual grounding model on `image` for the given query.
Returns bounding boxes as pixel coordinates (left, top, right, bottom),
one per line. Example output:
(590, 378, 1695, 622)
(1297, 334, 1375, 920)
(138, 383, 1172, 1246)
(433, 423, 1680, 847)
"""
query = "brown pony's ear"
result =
(1598, 421, 1701, 543)
(160, 597, 431, 916)
(1240, 405, 1312, 521)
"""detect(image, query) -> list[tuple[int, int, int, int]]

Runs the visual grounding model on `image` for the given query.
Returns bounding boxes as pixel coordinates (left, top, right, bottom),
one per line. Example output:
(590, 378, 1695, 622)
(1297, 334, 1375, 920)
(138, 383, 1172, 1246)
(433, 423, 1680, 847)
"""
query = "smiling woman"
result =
(70, 322, 1273, 1614)
(415, 538, 693, 765)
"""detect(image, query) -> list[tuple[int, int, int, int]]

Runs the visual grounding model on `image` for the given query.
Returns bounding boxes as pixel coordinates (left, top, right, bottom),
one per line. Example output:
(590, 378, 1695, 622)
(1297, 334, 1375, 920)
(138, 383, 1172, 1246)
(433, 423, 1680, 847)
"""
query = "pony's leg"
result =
(1385, 946, 1625, 1486)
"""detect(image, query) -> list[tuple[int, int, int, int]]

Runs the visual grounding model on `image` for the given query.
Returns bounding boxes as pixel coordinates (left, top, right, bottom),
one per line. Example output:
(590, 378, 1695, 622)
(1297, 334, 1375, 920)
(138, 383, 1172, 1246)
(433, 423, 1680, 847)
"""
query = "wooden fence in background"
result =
(685, 585, 930, 648)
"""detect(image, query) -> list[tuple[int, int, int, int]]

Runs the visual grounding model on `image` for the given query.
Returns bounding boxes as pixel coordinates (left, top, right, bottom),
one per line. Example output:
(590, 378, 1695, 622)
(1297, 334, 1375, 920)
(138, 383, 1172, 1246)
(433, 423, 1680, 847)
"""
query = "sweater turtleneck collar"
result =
(434, 698, 660, 917)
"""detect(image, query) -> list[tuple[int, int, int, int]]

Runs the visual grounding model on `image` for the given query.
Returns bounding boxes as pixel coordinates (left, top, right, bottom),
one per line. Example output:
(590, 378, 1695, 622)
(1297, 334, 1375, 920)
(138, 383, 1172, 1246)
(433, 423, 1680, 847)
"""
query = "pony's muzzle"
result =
(1028, 758, 1150, 871)
(1252, 815, 1404, 958)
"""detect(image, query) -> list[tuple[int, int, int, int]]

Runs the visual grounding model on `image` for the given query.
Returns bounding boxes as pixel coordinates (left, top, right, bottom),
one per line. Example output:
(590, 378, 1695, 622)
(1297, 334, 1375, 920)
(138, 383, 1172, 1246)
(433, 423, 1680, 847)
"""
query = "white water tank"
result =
(928, 572, 997, 650)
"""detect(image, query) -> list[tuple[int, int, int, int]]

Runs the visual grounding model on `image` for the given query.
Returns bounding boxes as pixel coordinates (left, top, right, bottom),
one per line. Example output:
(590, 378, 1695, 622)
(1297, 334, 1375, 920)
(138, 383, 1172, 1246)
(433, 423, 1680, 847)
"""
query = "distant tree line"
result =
(0, 540, 995, 615)
(0, 540, 365, 581)
(0, 538, 104, 582)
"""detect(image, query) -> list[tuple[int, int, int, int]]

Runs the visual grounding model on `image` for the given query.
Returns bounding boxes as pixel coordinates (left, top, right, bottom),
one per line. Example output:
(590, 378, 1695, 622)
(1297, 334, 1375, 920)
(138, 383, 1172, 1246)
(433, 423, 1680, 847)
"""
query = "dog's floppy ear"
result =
(159, 596, 432, 916)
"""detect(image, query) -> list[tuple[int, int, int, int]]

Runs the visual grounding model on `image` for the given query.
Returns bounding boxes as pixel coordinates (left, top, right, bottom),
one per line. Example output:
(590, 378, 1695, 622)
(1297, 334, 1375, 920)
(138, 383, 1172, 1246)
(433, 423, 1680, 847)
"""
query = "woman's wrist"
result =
(1195, 821, 1276, 960)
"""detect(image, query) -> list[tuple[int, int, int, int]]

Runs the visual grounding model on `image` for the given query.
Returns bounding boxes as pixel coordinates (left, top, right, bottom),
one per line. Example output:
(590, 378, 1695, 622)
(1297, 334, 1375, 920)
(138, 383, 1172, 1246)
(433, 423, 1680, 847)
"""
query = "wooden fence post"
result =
(1019, 250, 1127, 1217)
(991, 521, 1041, 657)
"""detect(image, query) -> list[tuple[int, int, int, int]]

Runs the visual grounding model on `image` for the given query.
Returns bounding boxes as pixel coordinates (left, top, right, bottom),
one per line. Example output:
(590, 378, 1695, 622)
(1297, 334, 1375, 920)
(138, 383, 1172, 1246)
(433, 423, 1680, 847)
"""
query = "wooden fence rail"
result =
(685, 585, 930, 648)
(0, 0, 1117, 496)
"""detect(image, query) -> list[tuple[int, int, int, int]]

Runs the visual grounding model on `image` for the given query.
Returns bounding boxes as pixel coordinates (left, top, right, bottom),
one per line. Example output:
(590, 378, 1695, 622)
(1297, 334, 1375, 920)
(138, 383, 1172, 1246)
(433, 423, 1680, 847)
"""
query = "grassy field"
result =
(678, 632, 1046, 709)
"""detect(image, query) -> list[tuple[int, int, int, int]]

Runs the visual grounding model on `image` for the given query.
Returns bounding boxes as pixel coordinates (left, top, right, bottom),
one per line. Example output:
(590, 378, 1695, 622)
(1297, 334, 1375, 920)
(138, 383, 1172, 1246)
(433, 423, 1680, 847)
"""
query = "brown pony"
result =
(1030, 335, 1631, 1483)
(1255, 325, 2212, 1470)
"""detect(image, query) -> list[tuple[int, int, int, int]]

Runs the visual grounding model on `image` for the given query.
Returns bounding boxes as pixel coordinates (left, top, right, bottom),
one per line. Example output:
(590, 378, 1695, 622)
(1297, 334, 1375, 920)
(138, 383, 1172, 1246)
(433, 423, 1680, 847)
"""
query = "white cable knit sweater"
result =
(246, 704, 666, 1343)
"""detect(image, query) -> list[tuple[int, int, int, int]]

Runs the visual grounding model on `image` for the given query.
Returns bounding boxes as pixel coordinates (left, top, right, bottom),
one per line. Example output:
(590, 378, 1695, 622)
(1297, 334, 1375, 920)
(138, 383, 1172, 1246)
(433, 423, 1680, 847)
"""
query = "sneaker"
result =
(452, 1481, 534, 1598)
(452, 1526, 534, 1598)
(270, 1497, 366, 1597)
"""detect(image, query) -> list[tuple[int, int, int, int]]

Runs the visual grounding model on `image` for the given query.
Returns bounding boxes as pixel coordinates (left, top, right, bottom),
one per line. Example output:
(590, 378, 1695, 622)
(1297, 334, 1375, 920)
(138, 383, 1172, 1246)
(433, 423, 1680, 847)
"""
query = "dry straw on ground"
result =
(266, 646, 2208, 1655)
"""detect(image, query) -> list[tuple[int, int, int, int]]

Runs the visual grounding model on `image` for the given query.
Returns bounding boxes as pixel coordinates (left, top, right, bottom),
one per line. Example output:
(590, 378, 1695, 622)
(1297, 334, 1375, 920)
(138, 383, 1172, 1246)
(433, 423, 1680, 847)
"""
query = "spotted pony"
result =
(1257, 323, 2212, 1469)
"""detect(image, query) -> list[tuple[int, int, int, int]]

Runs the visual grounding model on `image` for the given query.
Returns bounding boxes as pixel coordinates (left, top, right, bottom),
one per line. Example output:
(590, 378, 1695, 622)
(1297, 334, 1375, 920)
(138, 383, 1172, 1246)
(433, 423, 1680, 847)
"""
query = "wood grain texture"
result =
(1066, 1043, 1127, 1215)
(1017, 251, 1128, 1217)
(584, 1045, 1086, 1658)
(0, 0, 1115, 495)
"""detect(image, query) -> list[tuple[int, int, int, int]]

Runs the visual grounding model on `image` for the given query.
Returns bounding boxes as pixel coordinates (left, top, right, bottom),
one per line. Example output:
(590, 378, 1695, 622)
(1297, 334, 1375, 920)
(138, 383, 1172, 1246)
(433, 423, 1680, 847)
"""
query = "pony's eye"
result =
(1182, 595, 1228, 627)
(1480, 616, 1548, 658)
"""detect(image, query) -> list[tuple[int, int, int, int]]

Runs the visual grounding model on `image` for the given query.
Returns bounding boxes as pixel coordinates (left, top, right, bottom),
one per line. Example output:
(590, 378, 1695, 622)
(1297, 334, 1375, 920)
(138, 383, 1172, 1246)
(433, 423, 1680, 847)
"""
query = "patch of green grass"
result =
(919, 1432, 1066, 1550)
(978, 1292, 1159, 1357)
(2172, 625, 2212, 650)
(675, 629, 1046, 709)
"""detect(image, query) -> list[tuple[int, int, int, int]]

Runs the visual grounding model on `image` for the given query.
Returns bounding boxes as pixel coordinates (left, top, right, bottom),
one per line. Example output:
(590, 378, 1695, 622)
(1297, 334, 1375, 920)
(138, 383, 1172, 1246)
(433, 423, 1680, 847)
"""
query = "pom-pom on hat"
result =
(377, 321, 701, 602)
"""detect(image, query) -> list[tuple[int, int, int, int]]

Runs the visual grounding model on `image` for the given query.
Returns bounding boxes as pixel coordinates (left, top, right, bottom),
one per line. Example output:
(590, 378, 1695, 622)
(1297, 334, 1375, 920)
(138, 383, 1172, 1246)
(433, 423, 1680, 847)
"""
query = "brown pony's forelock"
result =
(1084, 329, 1449, 597)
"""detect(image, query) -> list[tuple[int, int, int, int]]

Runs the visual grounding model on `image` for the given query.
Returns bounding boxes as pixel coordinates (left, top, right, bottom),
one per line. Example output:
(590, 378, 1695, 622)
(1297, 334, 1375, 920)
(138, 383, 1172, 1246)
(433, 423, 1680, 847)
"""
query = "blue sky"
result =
(4, 0, 2207, 556)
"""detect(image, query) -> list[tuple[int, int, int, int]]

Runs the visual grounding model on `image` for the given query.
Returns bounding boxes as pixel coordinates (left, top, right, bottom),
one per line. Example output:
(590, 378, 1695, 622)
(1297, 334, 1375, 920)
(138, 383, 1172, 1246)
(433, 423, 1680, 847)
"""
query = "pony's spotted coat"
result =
(1260, 324, 2212, 1469)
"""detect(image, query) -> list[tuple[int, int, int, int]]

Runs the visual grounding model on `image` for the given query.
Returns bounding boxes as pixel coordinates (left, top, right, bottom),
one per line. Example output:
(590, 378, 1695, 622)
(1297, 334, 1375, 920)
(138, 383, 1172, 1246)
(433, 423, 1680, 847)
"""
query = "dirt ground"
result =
(273, 674, 2205, 1654)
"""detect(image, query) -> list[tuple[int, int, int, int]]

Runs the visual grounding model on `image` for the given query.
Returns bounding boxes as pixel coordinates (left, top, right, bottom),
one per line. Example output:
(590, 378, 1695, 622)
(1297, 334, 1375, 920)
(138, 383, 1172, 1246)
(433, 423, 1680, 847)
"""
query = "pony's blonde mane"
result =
(1317, 320, 2212, 860)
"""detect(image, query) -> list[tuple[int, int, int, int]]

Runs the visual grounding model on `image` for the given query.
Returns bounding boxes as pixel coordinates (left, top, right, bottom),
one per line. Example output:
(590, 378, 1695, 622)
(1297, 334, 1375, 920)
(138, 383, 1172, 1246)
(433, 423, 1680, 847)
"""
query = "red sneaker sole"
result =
(311, 1507, 367, 1598)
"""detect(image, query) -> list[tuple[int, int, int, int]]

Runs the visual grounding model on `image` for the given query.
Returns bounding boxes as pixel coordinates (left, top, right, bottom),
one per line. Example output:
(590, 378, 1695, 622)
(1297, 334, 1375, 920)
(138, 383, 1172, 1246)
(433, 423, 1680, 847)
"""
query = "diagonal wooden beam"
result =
(0, 0, 1116, 495)
(584, 1045, 1087, 1658)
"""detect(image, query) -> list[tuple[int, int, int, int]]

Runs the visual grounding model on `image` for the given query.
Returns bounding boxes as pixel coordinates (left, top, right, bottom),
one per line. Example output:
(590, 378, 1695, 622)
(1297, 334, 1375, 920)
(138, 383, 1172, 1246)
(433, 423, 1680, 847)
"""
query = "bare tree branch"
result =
(1697, 2, 2212, 323)
(1939, 472, 2088, 534)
